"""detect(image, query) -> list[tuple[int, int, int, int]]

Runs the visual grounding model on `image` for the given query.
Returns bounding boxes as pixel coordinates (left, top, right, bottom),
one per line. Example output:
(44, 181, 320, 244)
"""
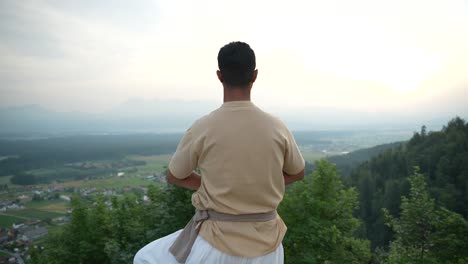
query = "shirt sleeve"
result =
(283, 128, 305, 175)
(168, 127, 198, 179)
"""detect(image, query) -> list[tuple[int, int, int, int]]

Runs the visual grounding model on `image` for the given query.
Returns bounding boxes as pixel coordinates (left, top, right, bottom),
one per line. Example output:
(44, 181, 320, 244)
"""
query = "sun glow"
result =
(378, 56, 443, 95)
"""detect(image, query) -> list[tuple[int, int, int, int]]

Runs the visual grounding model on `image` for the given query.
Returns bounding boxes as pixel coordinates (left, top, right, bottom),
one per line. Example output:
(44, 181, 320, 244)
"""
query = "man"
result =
(134, 41, 305, 264)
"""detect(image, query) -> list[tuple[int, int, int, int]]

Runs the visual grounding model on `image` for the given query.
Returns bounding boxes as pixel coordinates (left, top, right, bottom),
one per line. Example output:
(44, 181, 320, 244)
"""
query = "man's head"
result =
(217, 41, 257, 89)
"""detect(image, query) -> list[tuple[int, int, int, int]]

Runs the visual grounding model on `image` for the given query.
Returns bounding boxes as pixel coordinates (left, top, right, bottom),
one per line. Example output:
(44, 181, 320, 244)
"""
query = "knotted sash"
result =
(169, 209, 277, 263)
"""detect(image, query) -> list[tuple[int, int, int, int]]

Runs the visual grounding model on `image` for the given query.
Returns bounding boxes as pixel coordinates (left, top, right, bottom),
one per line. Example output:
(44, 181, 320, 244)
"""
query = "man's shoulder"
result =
(189, 105, 289, 131)
(254, 107, 289, 129)
(188, 108, 222, 130)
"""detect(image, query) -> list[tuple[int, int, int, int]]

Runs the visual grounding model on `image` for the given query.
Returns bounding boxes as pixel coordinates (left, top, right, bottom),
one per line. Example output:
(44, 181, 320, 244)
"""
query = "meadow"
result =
(0, 200, 69, 228)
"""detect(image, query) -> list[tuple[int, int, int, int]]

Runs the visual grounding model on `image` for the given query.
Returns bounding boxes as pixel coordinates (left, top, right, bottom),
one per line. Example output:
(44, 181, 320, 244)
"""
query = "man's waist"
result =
(194, 209, 277, 222)
(170, 209, 278, 263)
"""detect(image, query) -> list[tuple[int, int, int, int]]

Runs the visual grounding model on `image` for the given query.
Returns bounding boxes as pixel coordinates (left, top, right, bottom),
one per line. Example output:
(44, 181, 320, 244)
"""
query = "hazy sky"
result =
(1, 0, 467, 114)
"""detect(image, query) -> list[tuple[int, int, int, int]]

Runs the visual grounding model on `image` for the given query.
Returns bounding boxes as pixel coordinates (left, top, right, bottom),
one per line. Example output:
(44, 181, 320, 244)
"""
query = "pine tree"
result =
(279, 160, 371, 264)
(383, 167, 468, 264)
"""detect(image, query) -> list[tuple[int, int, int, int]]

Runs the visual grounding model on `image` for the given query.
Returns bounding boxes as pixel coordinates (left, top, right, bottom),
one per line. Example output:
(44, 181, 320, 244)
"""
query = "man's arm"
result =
(283, 169, 305, 185)
(282, 124, 305, 186)
(167, 125, 200, 190)
(167, 170, 201, 190)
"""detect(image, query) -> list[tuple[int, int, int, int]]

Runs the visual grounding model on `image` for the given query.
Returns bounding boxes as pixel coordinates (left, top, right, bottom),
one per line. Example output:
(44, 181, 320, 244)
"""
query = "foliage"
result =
(279, 160, 371, 264)
(328, 142, 402, 177)
(31, 185, 194, 264)
(31, 161, 373, 263)
(348, 117, 468, 248)
(382, 168, 468, 264)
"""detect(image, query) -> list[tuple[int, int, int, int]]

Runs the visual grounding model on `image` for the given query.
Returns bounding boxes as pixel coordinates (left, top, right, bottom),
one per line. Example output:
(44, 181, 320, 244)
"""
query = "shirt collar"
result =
(221, 100, 255, 108)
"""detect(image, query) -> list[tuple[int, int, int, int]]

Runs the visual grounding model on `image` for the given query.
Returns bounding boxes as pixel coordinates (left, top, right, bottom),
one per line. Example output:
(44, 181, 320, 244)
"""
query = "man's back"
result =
(169, 100, 304, 257)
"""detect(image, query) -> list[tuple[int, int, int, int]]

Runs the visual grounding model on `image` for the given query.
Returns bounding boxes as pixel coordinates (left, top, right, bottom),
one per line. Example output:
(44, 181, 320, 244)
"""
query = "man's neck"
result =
(223, 87, 251, 103)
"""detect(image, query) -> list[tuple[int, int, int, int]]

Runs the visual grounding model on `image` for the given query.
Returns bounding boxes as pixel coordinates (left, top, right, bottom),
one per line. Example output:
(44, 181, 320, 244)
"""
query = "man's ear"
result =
(216, 70, 223, 83)
(251, 69, 258, 83)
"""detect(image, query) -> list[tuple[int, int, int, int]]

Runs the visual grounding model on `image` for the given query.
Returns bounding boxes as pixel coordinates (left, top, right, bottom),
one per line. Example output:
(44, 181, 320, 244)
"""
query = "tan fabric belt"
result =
(169, 209, 277, 263)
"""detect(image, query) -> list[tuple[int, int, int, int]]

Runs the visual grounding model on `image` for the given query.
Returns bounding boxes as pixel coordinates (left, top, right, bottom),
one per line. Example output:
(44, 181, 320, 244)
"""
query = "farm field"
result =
(300, 151, 328, 162)
(0, 200, 69, 228)
(5, 209, 63, 220)
(51, 175, 154, 190)
(0, 175, 17, 187)
(27, 200, 69, 213)
(0, 214, 25, 228)
(127, 154, 171, 175)
(0, 154, 170, 194)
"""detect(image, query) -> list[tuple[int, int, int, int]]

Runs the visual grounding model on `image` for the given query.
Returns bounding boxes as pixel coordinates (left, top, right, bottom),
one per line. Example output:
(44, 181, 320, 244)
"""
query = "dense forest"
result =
(328, 142, 402, 176)
(0, 134, 182, 176)
(347, 117, 468, 250)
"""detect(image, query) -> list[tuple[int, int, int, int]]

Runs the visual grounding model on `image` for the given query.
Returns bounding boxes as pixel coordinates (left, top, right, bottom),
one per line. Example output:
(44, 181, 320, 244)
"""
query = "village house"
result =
(0, 231, 9, 244)
(12, 223, 24, 230)
(19, 226, 48, 242)
(102, 189, 116, 196)
(59, 195, 71, 201)
(17, 195, 29, 201)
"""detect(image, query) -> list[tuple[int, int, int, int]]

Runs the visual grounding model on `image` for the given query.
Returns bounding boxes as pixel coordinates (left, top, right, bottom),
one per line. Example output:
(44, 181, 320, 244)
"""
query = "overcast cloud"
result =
(0, 0, 467, 119)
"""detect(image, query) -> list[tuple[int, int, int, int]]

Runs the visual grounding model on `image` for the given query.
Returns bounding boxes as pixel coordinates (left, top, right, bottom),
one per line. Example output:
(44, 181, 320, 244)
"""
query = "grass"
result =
(300, 151, 328, 162)
(137, 163, 167, 174)
(0, 200, 68, 228)
(35, 201, 69, 214)
(0, 214, 25, 227)
(127, 154, 171, 163)
(124, 154, 170, 176)
(26, 200, 69, 213)
(55, 175, 152, 190)
(47, 224, 65, 233)
(81, 176, 151, 189)
(6, 209, 63, 220)
(0, 175, 20, 187)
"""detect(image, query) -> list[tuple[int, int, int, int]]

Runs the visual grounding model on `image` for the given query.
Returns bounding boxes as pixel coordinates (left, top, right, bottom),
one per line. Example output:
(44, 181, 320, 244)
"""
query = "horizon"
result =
(1, 0, 467, 120)
(0, 101, 464, 135)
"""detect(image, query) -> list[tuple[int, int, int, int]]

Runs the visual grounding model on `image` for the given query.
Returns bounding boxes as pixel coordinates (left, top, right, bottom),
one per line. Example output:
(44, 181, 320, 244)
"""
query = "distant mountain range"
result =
(0, 100, 218, 137)
(0, 98, 466, 138)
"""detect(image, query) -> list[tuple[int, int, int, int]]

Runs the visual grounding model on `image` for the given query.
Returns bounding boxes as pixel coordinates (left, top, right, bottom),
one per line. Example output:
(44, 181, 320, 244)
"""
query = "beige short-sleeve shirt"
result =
(168, 100, 305, 257)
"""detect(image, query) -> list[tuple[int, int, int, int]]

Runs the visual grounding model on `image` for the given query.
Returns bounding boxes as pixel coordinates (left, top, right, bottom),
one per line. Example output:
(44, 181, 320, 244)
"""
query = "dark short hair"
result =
(217, 41, 256, 87)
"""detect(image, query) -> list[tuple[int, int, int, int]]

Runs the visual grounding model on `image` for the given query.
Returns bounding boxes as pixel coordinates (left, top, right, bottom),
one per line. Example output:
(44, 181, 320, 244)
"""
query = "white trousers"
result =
(134, 229, 284, 264)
